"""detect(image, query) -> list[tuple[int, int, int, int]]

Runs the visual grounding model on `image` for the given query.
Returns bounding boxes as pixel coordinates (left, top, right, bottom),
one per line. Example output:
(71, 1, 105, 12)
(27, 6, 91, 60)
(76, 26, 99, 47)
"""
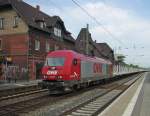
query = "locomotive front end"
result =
(41, 51, 76, 94)
(42, 57, 65, 81)
(41, 57, 68, 92)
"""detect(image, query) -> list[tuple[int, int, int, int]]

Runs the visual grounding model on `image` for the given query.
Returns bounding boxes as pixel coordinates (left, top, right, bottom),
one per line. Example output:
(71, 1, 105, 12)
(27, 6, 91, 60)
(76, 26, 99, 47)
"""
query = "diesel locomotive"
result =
(41, 50, 113, 94)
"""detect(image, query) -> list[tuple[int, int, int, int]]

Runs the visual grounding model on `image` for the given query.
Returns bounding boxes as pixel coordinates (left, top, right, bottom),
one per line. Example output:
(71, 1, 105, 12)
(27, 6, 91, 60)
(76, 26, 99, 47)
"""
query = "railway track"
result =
(24, 73, 144, 116)
(0, 84, 41, 98)
(0, 73, 144, 116)
(0, 88, 49, 116)
(61, 73, 144, 116)
(0, 89, 48, 101)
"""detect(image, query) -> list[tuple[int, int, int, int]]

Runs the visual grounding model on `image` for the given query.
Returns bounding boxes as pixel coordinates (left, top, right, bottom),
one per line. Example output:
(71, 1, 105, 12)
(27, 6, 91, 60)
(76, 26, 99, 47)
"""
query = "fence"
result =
(1, 65, 28, 83)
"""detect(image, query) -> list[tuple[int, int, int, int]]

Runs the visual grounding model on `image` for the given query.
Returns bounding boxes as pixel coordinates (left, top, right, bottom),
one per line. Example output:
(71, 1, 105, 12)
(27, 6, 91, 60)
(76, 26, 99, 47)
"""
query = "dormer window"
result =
(39, 21, 46, 29)
(34, 17, 45, 29)
(54, 27, 61, 37)
(44, 22, 46, 27)
(40, 22, 44, 28)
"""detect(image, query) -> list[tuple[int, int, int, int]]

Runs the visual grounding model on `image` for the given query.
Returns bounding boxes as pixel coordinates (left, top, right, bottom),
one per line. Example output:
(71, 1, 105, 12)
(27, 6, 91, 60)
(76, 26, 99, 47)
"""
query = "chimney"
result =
(36, 5, 40, 11)
(86, 24, 89, 55)
(35, 5, 40, 19)
(86, 24, 89, 31)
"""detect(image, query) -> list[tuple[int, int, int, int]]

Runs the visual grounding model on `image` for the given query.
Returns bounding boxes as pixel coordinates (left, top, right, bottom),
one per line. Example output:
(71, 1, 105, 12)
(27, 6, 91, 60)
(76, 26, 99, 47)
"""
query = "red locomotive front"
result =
(42, 57, 67, 81)
(42, 50, 80, 81)
(41, 50, 81, 93)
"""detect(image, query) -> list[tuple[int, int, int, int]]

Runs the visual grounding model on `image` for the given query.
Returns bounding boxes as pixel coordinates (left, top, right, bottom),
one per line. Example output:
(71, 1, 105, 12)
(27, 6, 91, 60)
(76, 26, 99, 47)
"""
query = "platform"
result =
(138, 72, 150, 116)
(99, 72, 149, 116)
(0, 79, 41, 91)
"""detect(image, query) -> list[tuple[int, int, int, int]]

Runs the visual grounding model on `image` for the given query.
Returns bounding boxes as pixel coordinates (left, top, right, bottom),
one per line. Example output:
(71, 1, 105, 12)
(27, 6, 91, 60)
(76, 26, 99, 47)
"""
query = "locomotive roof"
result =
(47, 50, 112, 64)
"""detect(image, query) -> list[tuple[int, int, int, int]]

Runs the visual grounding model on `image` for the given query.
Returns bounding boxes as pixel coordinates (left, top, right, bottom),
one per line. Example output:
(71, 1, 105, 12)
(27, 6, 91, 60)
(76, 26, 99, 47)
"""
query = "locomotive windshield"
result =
(45, 57, 65, 66)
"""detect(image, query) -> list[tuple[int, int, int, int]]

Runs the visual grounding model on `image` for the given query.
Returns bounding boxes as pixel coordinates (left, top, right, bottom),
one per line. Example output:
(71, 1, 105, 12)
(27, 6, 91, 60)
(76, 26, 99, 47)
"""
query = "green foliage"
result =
(129, 64, 139, 68)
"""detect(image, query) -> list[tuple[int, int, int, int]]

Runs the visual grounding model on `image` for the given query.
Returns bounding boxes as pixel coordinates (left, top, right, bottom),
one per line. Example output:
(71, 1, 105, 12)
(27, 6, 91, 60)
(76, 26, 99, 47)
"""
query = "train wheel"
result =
(73, 84, 80, 90)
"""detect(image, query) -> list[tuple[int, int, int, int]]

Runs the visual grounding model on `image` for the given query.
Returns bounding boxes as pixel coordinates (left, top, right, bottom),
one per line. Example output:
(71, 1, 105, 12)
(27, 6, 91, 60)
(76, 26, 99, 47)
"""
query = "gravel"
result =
(21, 88, 107, 116)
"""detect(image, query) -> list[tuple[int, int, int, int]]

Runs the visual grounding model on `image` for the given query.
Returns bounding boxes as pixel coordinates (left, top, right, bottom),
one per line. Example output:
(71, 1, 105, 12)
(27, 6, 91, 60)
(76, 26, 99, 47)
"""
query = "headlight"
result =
(44, 75, 47, 79)
(57, 76, 63, 79)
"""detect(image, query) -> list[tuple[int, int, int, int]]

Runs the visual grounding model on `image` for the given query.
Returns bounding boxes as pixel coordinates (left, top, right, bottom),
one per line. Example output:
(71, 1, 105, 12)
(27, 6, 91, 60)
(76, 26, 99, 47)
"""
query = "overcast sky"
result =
(25, 0, 150, 68)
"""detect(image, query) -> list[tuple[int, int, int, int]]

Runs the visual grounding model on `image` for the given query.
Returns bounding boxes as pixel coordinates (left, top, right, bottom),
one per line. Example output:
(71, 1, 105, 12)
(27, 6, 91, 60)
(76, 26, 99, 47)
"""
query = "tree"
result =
(117, 55, 126, 64)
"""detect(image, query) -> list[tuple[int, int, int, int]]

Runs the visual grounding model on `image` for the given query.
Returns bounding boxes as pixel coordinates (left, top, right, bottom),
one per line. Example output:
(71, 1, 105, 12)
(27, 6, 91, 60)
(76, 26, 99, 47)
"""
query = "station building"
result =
(0, 0, 75, 80)
(0, 0, 114, 80)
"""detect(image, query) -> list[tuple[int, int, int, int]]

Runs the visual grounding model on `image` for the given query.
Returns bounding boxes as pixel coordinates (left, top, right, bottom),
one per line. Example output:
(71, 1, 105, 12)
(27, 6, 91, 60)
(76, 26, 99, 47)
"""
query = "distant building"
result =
(0, 0, 75, 80)
(75, 26, 114, 63)
(95, 43, 114, 63)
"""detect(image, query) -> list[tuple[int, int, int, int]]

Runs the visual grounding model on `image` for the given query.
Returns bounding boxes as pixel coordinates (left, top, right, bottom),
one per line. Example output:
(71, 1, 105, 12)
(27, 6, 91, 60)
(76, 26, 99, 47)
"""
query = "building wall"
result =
(28, 29, 75, 80)
(0, 34, 28, 80)
(63, 40, 75, 50)
(0, 34, 28, 55)
(75, 28, 101, 57)
(96, 44, 114, 63)
(28, 29, 49, 80)
(0, 6, 29, 80)
(0, 6, 75, 80)
(75, 28, 87, 54)
(0, 31, 75, 80)
(0, 7, 28, 35)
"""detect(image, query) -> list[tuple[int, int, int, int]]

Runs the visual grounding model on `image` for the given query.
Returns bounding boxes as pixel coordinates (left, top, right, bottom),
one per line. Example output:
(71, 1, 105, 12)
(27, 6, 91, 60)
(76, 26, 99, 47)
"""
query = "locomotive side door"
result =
(72, 58, 81, 80)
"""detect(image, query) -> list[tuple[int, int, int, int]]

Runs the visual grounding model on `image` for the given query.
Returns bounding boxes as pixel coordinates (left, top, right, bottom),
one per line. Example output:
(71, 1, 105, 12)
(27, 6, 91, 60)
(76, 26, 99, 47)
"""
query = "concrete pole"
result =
(86, 24, 89, 55)
(5, 59, 7, 83)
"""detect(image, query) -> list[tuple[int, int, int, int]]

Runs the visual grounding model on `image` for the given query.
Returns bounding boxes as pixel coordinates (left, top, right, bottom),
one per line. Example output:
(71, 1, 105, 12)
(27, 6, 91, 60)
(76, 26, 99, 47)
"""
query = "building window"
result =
(13, 16, 19, 28)
(40, 22, 44, 28)
(40, 21, 46, 28)
(0, 18, 4, 29)
(54, 44, 59, 50)
(0, 39, 2, 50)
(44, 22, 46, 27)
(54, 27, 61, 37)
(35, 40, 40, 51)
(46, 42, 50, 52)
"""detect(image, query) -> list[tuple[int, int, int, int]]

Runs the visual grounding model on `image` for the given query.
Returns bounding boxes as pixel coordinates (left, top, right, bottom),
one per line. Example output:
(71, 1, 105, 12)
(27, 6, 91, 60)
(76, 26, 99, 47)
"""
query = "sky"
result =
(25, 0, 150, 68)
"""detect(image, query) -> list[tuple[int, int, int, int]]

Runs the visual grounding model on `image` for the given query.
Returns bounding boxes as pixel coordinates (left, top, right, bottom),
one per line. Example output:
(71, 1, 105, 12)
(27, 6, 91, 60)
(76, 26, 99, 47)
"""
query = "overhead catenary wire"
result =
(49, 0, 77, 38)
(48, 0, 115, 46)
(48, 0, 115, 59)
(71, 0, 126, 46)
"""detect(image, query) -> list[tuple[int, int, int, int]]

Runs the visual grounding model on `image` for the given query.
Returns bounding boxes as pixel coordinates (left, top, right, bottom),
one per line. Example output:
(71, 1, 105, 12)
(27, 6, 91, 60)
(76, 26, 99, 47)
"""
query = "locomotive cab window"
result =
(46, 57, 65, 66)
(73, 59, 77, 65)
